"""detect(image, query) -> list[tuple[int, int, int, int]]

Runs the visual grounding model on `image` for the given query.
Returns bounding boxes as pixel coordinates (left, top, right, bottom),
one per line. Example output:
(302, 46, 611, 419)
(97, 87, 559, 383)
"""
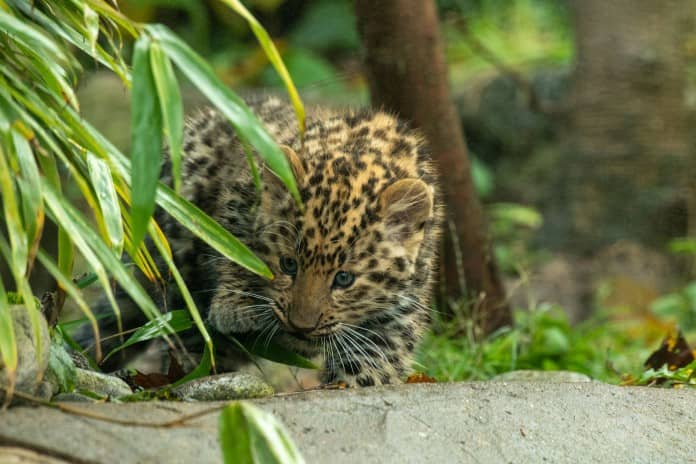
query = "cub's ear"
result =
(279, 144, 306, 182)
(379, 178, 434, 233)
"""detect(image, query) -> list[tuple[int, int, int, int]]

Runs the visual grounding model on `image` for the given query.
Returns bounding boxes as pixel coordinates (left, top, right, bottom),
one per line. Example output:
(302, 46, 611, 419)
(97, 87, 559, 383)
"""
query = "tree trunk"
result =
(354, 0, 511, 334)
(548, 0, 696, 252)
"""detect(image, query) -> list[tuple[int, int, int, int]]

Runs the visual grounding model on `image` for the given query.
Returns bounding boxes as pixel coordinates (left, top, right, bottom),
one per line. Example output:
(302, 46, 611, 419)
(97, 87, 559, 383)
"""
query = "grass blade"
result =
(150, 42, 183, 193)
(130, 34, 162, 253)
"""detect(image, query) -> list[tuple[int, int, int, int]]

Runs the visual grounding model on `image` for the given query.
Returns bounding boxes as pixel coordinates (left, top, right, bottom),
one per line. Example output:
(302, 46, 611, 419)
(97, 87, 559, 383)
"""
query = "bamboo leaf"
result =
(41, 179, 162, 325)
(36, 249, 102, 361)
(61, 109, 271, 280)
(87, 152, 124, 254)
(150, 42, 183, 193)
(0, 280, 17, 400)
(0, 141, 27, 276)
(218, 0, 305, 136)
(11, 130, 43, 251)
(83, 4, 100, 55)
(219, 402, 305, 464)
(147, 24, 302, 206)
(130, 34, 162, 252)
(103, 310, 193, 362)
(156, 183, 273, 279)
(0, 8, 67, 62)
(149, 222, 215, 370)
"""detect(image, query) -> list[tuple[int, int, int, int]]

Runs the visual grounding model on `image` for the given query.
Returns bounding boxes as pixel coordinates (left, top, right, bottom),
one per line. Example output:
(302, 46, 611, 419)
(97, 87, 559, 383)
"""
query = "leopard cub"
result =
(163, 95, 443, 387)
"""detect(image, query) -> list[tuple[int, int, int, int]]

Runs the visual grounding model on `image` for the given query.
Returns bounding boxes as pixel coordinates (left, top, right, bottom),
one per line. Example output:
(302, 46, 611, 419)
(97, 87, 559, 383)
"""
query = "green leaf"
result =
(235, 334, 318, 370)
(172, 342, 212, 387)
(62, 107, 274, 280)
(0, 142, 27, 277)
(489, 203, 543, 229)
(104, 310, 193, 362)
(149, 222, 215, 369)
(83, 5, 100, 55)
(87, 152, 124, 254)
(0, 8, 68, 63)
(219, 402, 305, 464)
(150, 42, 184, 193)
(130, 34, 163, 253)
(147, 24, 302, 206)
(0, 283, 18, 397)
(41, 179, 162, 326)
(217, 0, 306, 135)
(11, 130, 42, 247)
(156, 183, 273, 279)
(36, 249, 103, 361)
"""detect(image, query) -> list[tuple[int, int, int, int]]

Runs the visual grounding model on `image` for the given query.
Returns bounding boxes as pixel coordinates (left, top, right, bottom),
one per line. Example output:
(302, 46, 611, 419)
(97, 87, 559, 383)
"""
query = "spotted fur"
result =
(161, 95, 443, 387)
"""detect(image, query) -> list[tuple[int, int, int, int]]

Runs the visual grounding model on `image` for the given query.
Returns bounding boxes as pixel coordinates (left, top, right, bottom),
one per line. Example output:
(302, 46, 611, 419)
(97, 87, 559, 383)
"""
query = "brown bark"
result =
(552, 0, 696, 251)
(354, 0, 511, 334)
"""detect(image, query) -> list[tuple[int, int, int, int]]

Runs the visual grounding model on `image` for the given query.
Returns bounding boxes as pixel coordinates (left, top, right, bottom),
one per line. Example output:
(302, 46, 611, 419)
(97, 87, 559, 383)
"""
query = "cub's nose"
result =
(286, 317, 318, 335)
(286, 310, 323, 335)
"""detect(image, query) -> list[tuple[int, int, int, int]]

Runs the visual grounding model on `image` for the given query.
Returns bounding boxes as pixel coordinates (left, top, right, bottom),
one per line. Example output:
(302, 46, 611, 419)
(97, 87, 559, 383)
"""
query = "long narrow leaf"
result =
(11, 130, 43, 262)
(150, 42, 183, 193)
(103, 309, 192, 362)
(149, 223, 215, 370)
(36, 249, 102, 361)
(0, 278, 17, 401)
(218, 0, 305, 135)
(130, 35, 162, 252)
(87, 152, 124, 254)
(0, 142, 27, 278)
(147, 24, 302, 206)
(156, 183, 273, 279)
(219, 402, 305, 464)
(61, 110, 273, 280)
(41, 179, 162, 325)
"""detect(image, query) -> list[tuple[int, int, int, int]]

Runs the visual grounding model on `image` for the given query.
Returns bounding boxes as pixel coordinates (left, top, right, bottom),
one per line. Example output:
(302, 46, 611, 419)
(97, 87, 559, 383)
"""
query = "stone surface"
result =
(0, 305, 50, 402)
(73, 368, 132, 398)
(492, 369, 592, 383)
(171, 372, 274, 401)
(0, 381, 694, 463)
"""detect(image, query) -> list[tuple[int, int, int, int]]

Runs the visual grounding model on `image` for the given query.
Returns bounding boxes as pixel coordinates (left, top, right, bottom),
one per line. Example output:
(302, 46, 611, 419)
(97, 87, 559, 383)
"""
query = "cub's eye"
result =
(332, 271, 355, 289)
(279, 256, 298, 276)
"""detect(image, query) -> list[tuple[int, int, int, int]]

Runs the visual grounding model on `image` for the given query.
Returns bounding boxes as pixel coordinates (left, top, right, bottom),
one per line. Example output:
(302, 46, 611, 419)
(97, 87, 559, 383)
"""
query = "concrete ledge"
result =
(1, 381, 694, 463)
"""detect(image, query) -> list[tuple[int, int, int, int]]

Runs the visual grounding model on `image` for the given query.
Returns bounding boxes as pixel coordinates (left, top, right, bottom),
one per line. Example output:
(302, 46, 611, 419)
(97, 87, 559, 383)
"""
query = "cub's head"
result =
(208, 111, 441, 353)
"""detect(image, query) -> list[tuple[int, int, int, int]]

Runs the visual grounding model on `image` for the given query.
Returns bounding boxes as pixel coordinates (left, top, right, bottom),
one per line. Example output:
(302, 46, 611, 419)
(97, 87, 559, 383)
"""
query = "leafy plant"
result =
(0, 0, 301, 396)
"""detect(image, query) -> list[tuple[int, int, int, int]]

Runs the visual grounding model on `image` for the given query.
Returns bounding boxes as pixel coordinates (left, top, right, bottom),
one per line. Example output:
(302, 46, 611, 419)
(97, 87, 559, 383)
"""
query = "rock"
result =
(0, 446, 71, 464)
(171, 372, 274, 401)
(52, 392, 96, 403)
(492, 369, 592, 383)
(73, 368, 132, 398)
(0, 305, 50, 402)
(1, 382, 695, 463)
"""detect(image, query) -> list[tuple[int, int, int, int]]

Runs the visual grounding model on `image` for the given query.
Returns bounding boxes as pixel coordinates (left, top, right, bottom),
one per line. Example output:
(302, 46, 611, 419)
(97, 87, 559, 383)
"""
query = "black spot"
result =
(394, 257, 406, 272)
(357, 376, 374, 387)
(368, 272, 385, 283)
(373, 129, 388, 140)
(345, 360, 362, 376)
(309, 173, 324, 186)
